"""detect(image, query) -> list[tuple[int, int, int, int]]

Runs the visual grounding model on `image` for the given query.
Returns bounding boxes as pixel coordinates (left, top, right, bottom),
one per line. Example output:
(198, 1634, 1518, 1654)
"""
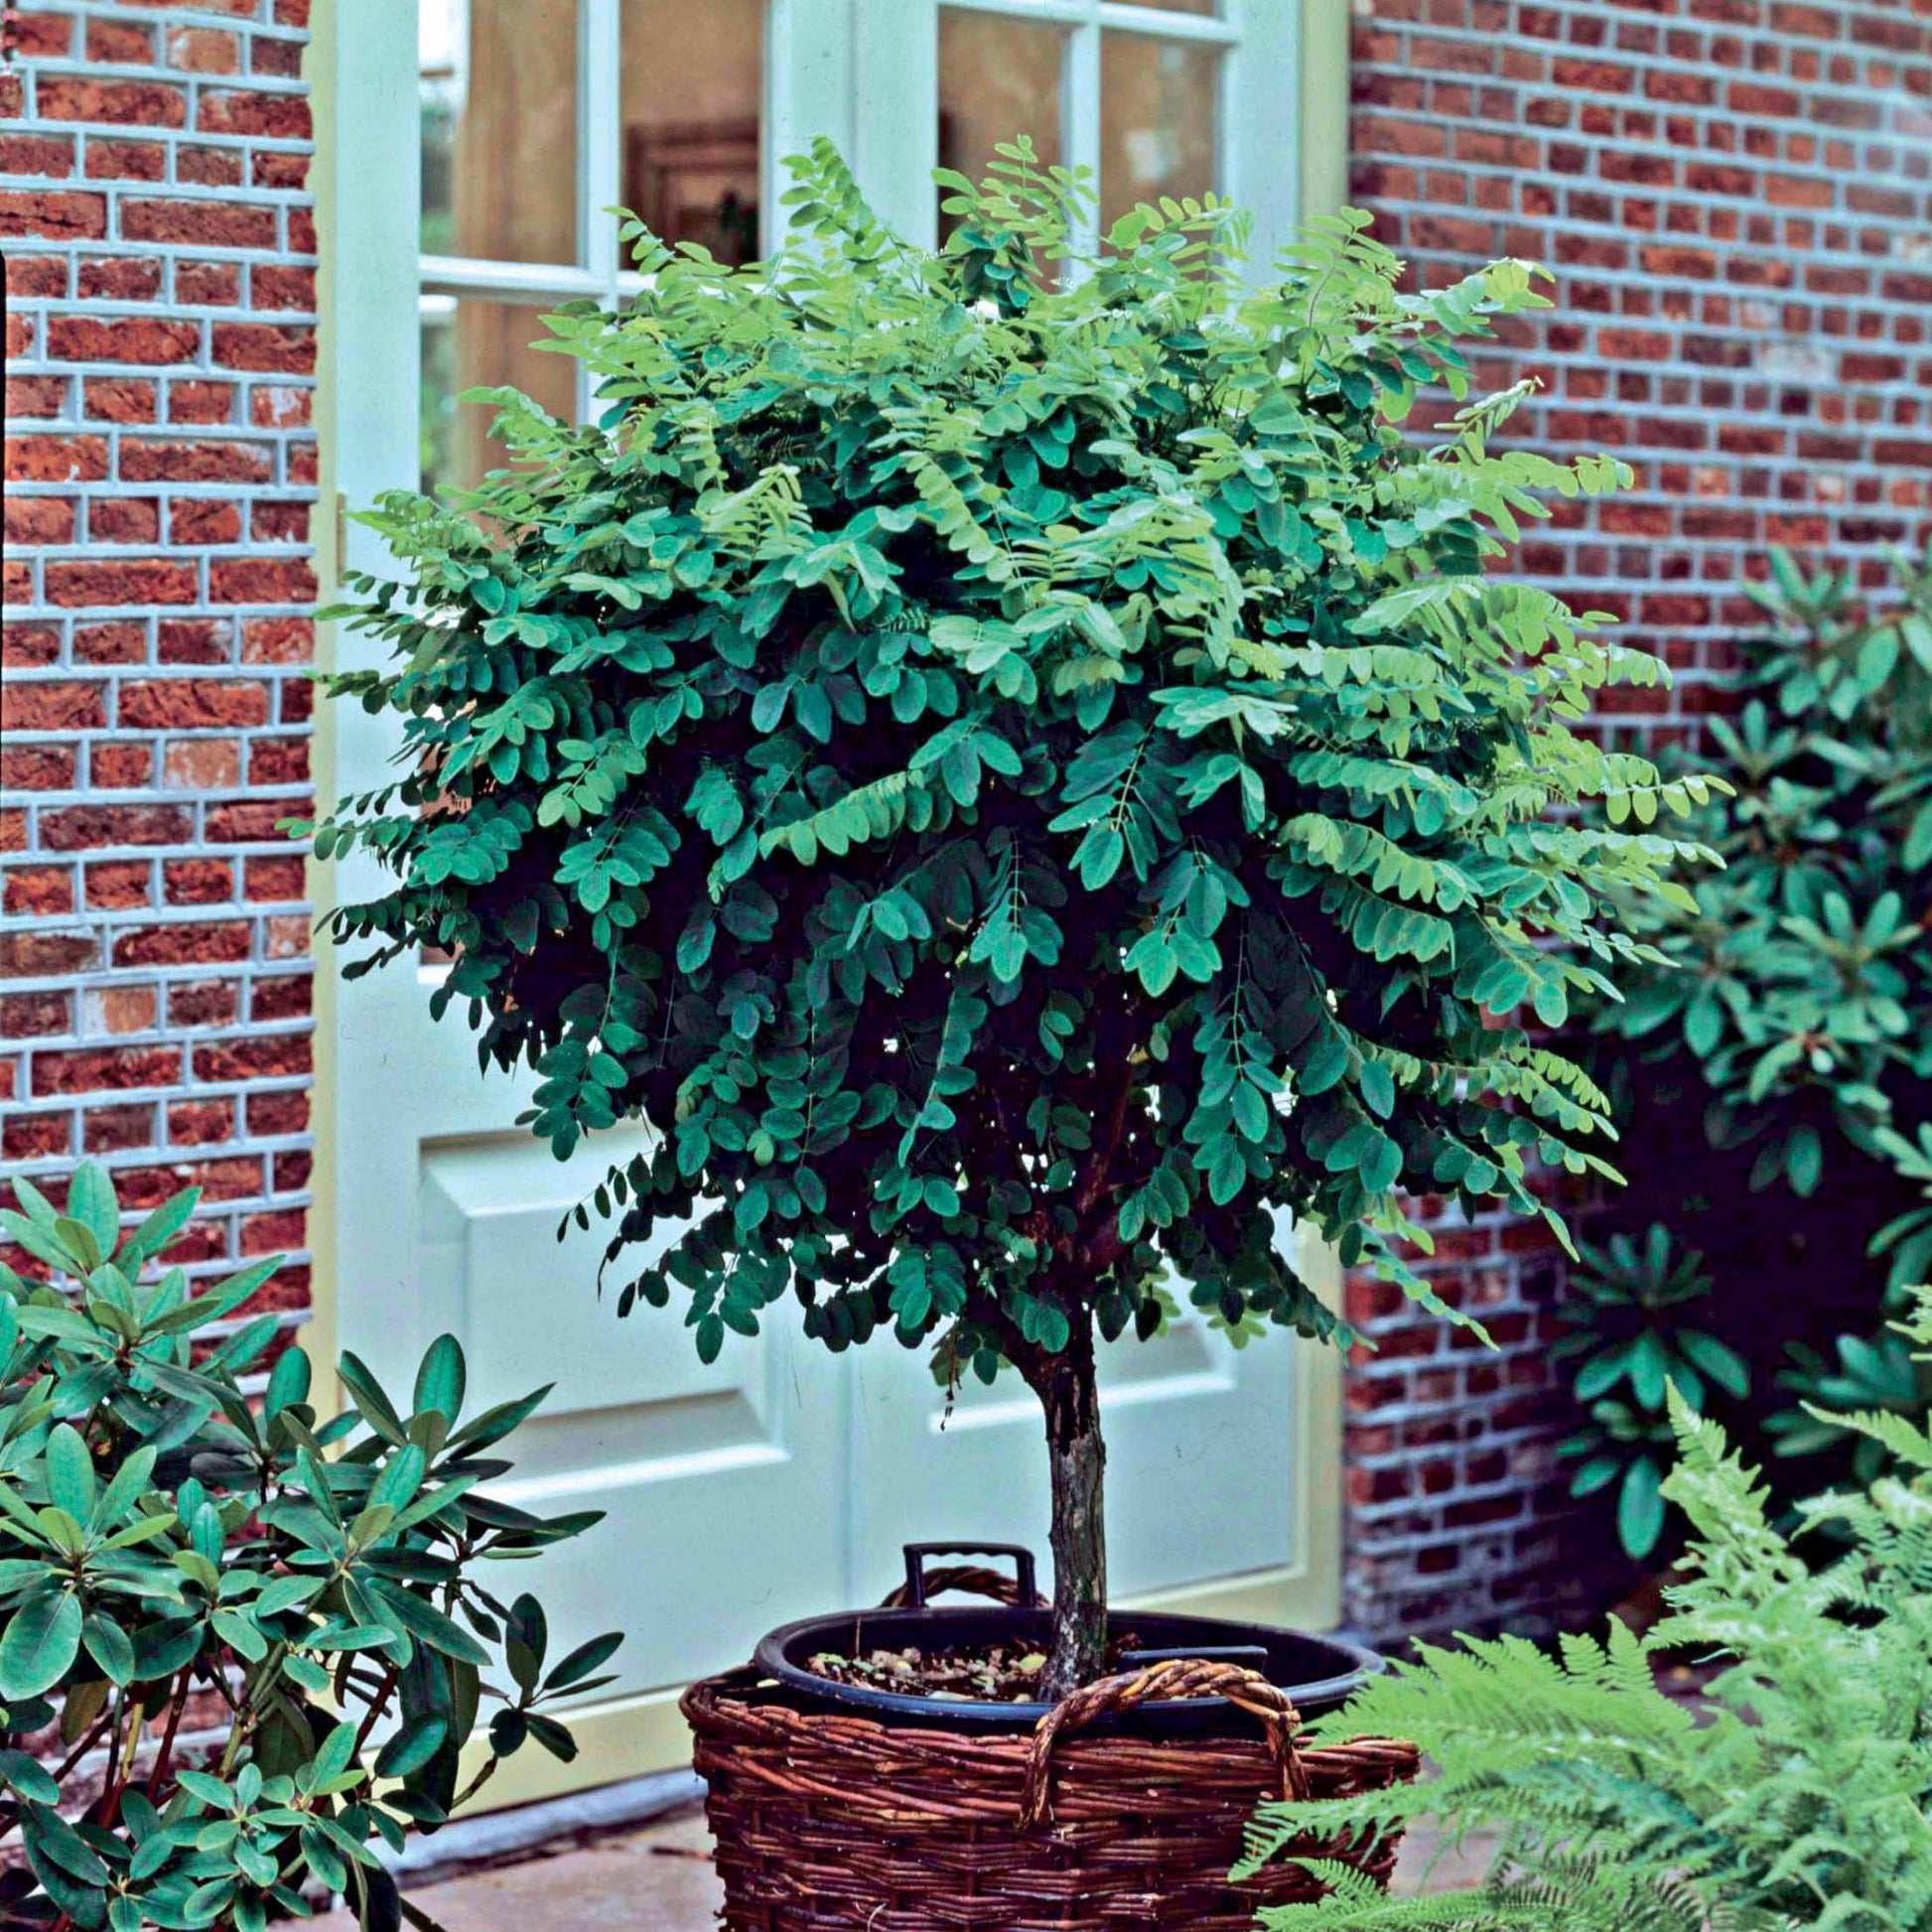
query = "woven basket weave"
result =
(682, 1655, 1418, 1932)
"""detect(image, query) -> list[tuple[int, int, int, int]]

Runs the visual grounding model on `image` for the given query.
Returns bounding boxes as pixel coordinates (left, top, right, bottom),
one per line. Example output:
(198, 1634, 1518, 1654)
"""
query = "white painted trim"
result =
(940, 0, 1241, 44)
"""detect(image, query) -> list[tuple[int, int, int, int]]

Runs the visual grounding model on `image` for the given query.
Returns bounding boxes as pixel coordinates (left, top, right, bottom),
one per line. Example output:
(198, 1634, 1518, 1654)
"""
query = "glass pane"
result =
(1100, 33, 1218, 235)
(1110, 0, 1219, 15)
(938, 8, 1066, 237)
(420, 0, 579, 266)
(421, 296, 579, 496)
(621, 0, 764, 267)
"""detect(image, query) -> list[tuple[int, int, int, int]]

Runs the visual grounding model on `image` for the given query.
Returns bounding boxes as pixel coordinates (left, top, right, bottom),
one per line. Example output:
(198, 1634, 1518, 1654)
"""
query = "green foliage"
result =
(0, 1164, 618, 1932)
(1240, 1291, 1932, 1932)
(1555, 1225, 1746, 1559)
(1767, 1319, 1932, 1484)
(1591, 545, 1932, 1221)
(305, 142, 1706, 1399)
(307, 142, 1700, 1692)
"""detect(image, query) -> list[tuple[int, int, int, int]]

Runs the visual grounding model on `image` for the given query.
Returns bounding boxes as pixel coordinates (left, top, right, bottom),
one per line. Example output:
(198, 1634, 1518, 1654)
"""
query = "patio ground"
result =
(315, 1801, 1486, 1929)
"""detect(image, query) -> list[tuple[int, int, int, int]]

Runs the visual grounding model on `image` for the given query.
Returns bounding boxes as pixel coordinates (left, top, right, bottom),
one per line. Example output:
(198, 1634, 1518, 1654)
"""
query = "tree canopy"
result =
(310, 140, 1718, 1395)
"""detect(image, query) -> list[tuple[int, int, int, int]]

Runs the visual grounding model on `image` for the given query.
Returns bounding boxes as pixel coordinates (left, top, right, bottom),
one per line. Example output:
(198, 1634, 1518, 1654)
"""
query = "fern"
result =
(1245, 1290, 1932, 1932)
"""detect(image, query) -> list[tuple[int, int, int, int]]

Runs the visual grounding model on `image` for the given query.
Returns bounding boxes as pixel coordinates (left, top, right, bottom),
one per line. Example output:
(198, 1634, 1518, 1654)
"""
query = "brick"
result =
(164, 859, 234, 904)
(32, 1045, 182, 1096)
(0, 991, 72, 1037)
(121, 680, 270, 730)
(163, 739, 241, 789)
(91, 498, 163, 544)
(42, 805, 192, 851)
(5, 438, 109, 483)
(120, 199, 278, 250)
(0, 190, 108, 238)
(6, 376, 68, 418)
(2, 866, 75, 916)
(210, 558, 316, 605)
(194, 1033, 313, 1083)
(176, 261, 241, 305)
(168, 26, 242, 72)
(177, 145, 246, 188)
(0, 131, 76, 177)
(168, 381, 236, 425)
(0, 929, 98, 977)
(111, 921, 251, 967)
(120, 440, 272, 484)
(47, 316, 199, 365)
(172, 499, 243, 545)
(78, 255, 164, 301)
(44, 559, 198, 607)
(85, 862, 154, 909)
(83, 1105, 159, 1154)
(2, 681, 107, 731)
(82, 377, 160, 423)
(84, 137, 165, 181)
(198, 89, 312, 140)
(36, 76, 188, 128)
(4, 496, 76, 545)
(169, 980, 241, 1028)
(211, 323, 316, 374)
(207, 801, 295, 844)
(85, 17, 158, 62)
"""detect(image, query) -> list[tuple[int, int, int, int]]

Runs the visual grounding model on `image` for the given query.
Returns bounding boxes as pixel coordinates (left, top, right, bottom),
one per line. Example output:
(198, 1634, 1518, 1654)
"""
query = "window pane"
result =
(420, 0, 579, 266)
(621, 0, 763, 266)
(1100, 34, 1218, 234)
(1109, 0, 1219, 16)
(421, 297, 579, 496)
(938, 8, 1066, 236)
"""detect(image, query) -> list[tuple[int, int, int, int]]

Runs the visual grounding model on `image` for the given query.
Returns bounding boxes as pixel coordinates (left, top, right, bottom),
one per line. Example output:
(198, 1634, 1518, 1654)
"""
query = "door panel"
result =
(411, 1136, 848, 1695)
(847, 1218, 1305, 1606)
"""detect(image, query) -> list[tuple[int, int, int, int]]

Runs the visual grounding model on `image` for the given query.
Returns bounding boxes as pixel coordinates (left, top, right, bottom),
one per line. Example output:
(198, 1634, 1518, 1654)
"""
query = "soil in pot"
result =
(803, 1626, 1157, 1702)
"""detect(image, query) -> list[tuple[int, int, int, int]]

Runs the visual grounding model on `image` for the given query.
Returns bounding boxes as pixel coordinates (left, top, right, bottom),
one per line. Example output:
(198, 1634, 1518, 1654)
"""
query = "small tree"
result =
(308, 144, 1715, 1696)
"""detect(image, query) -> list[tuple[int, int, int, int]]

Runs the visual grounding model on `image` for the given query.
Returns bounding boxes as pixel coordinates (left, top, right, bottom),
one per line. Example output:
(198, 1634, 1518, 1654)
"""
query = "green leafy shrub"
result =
(1240, 1290, 1932, 1931)
(1590, 544, 1931, 1212)
(1576, 545, 1932, 1519)
(306, 141, 1712, 1692)
(1554, 1225, 1746, 1560)
(0, 1164, 619, 1932)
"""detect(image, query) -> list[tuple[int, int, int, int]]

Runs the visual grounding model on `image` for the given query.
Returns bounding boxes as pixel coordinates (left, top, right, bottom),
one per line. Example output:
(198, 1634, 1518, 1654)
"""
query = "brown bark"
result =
(1025, 1323, 1108, 1701)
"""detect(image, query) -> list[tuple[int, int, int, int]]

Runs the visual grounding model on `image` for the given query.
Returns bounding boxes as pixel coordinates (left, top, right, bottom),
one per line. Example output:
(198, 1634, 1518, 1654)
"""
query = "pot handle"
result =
(885, 1542, 1043, 1610)
(1021, 1657, 1309, 1830)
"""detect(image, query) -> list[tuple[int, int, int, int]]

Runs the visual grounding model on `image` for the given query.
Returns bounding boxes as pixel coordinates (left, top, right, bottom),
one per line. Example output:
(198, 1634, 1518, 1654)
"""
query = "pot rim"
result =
(752, 1603, 1384, 1731)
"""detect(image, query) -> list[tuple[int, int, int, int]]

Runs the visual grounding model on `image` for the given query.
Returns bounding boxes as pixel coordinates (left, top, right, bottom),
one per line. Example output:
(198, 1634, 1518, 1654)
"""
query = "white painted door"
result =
(320, 0, 1331, 1796)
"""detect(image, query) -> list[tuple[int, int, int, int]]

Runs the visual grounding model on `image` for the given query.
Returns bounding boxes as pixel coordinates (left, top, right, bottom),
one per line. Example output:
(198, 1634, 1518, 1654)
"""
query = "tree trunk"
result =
(1030, 1326, 1108, 1701)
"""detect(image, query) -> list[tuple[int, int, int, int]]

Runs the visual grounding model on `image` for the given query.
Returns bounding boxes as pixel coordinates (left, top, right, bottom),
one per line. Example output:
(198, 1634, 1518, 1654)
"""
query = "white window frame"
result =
(350, 0, 1305, 502)
(323, 0, 1311, 876)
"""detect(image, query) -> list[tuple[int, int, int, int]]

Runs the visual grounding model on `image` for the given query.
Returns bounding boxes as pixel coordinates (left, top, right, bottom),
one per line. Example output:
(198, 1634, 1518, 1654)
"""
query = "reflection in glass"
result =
(420, 0, 579, 265)
(621, 0, 763, 266)
(1100, 34, 1219, 236)
(420, 296, 579, 497)
(937, 9, 1066, 239)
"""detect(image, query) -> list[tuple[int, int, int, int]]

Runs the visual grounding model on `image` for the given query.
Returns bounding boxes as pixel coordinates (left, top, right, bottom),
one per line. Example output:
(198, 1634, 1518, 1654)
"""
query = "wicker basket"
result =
(682, 1654, 1419, 1931)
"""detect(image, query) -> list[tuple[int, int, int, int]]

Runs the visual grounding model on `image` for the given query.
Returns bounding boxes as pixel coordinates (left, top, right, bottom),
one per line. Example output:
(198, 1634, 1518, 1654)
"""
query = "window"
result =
(415, 0, 764, 493)
(337, 0, 1307, 508)
(936, 0, 1235, 243)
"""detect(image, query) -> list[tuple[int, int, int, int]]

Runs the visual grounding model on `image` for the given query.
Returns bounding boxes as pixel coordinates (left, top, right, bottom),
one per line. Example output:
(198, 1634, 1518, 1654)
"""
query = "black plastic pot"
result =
(753, 1541, 1382, 1734)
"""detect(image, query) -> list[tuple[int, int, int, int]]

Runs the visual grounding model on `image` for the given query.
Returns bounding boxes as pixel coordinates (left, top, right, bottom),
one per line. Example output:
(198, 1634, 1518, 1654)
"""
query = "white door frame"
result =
(310, 0, 1345, 1809)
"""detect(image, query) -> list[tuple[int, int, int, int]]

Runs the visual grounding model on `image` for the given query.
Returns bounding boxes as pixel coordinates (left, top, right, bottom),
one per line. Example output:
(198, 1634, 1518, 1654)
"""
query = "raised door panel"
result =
(847, 1221, 1305, 1607)
(409, 1135, 848, 1699)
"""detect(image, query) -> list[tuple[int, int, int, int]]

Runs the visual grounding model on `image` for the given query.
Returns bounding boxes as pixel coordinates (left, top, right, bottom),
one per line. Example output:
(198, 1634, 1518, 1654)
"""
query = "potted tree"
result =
(307, 144, 1715, 1925)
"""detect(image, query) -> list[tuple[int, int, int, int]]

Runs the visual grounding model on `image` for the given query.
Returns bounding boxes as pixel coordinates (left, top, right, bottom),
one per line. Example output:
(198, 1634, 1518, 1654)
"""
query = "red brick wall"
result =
(1, 1, 315, 1322)
(1341, 0, 1932, 1641)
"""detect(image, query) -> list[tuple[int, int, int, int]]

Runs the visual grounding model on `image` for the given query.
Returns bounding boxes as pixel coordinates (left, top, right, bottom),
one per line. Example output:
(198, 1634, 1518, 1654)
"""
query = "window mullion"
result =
(1063, 10, 1101, 265)
(580, 0, 622, 426)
